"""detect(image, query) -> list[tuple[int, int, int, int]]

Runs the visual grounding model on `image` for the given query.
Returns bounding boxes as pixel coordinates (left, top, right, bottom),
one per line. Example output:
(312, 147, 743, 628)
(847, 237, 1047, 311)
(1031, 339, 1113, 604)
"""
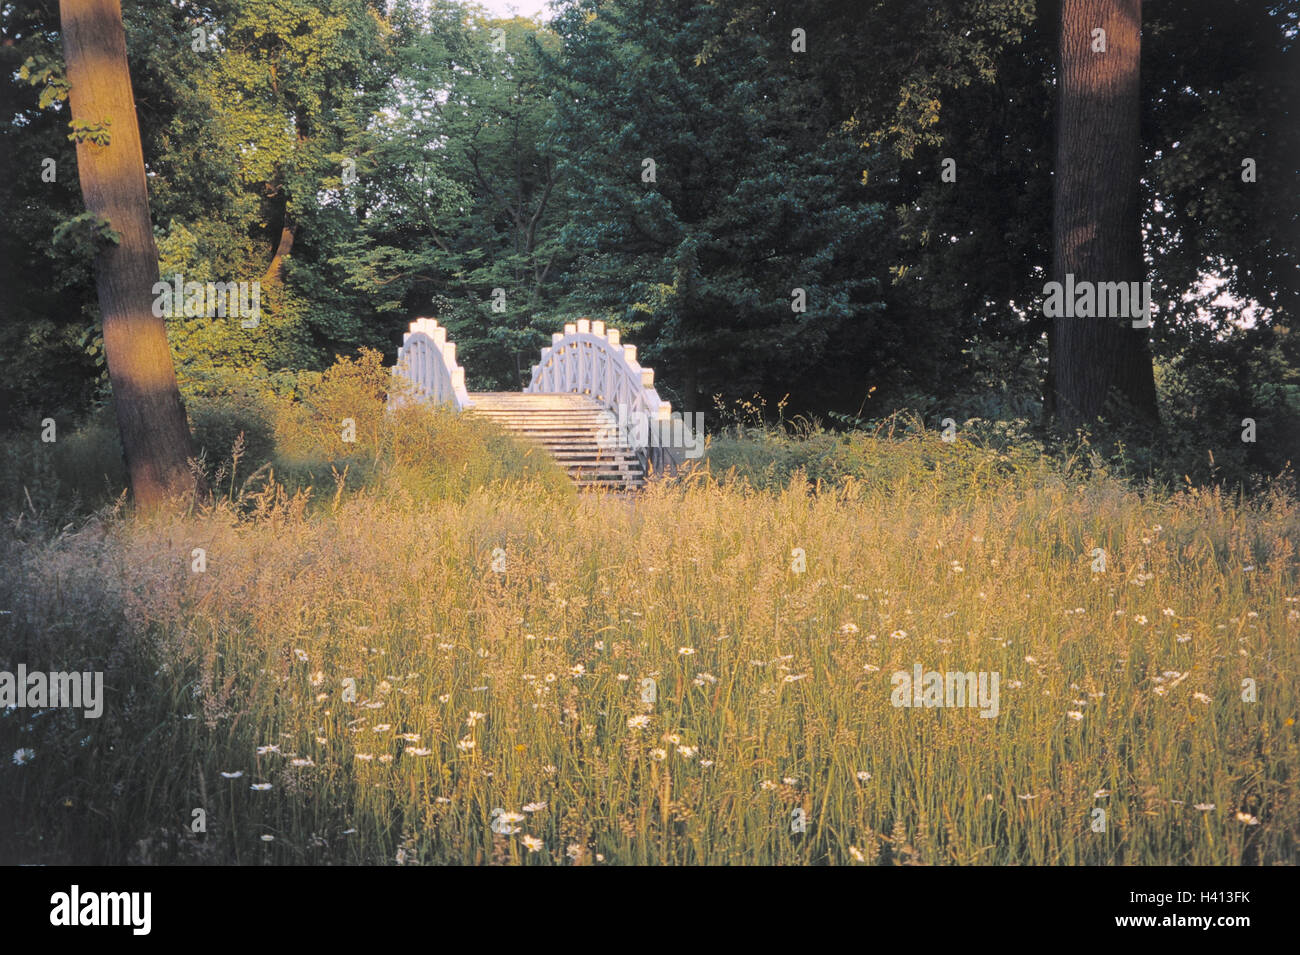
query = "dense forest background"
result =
(2, 0, 1297, 487)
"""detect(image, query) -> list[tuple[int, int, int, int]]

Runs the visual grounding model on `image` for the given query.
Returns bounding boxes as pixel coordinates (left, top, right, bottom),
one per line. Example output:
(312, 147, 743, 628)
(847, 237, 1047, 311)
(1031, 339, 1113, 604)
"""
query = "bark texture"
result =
(1050, 0, 1159, 431)
(60, 0, 198, 508)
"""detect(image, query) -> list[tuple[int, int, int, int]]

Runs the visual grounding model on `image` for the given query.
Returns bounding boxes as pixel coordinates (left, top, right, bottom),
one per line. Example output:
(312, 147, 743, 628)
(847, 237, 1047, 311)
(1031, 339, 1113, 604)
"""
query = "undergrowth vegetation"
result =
(1, 370, 1296, 864)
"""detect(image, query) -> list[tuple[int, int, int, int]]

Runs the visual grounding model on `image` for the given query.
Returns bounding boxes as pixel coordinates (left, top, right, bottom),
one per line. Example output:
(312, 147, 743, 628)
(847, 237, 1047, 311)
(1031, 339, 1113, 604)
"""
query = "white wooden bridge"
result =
(391, 317, 687, 490)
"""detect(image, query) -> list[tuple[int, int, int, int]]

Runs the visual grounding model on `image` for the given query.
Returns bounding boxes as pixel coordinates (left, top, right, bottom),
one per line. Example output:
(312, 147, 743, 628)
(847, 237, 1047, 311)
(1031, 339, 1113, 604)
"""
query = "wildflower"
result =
(950, 561, 964, 573)
(678, 647, 696, 656)
(435, 796, 451, 804)
(649, 747, 668, 761)
(256, 744, 280, 755)
(1153, 685, 1167, 696)
(355, 754, 374, 761)
(310, 671, 325, 687)
(522, 835, 544, 853)
(570, 664, 586, 677)
(544, 673, 556, 683)
(677, 745, 698, 758)
(838, 622, 860, 635)
(1067, 711, 1084, 721)
(566, 843, 584, 861)
(594, 640, 605, 651)
(863, 664, 880, 673)
(466, 711, 486, 727)
(760, 780, 778, 791)
(457, 737, 476, 752)
(783, 776, 798, 786)
(220, 771, 244, 779)
(1193, 803, 1215, 812)
(522, 802, 547, 813)
(1133, 615, 1148, 626)
(783, 674, 808, 683)
(1193, 692, 1211, 705)
(290, 758, 314, 768)
(699, 759, 715, 768)
(398, 732, 421, 742)
(294, 649, 309, 662)
(378, 754, 394, 764)
(849, 845, 866, 862)
(261, 834, 275, 842)
(491, 809, 525, 830)
(664, 733, 682, 745)
(250, 783, 272, 791)
(1024, 655, 1037, 664)
(11, 748, 34, 766)
(1235, 811, 1259, 825)
(405, 747, 432, 756)
(438, 694, 450, 703)
(627, 715, 651, 730)
(1093, 789, 1110, 798)
(856, 771, 872, 782)
(1162, 608, 1175, 617)
(891, 630, 908, 640)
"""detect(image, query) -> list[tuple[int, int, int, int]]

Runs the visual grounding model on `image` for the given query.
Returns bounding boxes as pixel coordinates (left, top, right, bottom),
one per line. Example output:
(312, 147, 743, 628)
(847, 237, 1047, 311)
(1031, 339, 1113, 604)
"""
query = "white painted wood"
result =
(526, 320, 672, 439)
(391, 316, 472, 411)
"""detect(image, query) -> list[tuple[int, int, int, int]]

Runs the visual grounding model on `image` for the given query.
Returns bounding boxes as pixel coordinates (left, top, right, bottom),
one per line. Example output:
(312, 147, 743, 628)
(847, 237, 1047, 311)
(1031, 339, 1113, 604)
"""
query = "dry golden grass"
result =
(1, 436, 1296, 864)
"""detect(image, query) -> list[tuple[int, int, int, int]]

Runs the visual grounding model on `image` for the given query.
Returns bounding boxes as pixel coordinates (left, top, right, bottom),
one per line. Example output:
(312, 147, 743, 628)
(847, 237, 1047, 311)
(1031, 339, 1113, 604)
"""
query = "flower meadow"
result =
(1, 422, 1297, 865)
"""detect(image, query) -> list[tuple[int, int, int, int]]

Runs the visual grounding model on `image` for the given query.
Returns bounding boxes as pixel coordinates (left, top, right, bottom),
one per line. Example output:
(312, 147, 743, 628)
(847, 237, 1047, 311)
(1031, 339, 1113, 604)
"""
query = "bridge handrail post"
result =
(525, 318, 691, 465)
(390, 317, 472, 411)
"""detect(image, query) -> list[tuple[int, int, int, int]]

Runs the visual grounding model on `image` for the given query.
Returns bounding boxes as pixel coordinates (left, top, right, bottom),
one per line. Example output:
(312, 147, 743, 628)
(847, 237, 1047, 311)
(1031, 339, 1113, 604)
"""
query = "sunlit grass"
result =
(1, 423, 1295, 864)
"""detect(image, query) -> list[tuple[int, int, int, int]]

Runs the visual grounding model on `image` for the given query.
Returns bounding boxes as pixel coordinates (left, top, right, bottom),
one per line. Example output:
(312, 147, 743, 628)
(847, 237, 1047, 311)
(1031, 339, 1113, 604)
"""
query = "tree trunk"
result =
(1050, 0, 1159, 431)
(262, 220, 295, 285)
(60, 0, 198, 508)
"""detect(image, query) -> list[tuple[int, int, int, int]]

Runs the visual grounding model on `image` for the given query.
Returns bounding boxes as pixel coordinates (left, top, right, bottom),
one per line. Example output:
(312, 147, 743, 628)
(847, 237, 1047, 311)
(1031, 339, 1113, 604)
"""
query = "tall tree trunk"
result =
(1050, 0, 1159, 431)
(60, 0, 198, 508)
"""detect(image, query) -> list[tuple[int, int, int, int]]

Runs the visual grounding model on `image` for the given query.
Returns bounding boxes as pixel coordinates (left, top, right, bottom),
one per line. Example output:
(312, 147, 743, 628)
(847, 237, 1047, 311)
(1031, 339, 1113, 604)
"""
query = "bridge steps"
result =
(467, 392, 645, 491)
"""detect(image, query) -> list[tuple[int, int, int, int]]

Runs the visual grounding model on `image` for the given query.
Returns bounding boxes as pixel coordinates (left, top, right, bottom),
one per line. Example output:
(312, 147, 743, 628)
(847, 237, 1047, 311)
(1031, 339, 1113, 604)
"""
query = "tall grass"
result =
(1, 416, 1295, 864)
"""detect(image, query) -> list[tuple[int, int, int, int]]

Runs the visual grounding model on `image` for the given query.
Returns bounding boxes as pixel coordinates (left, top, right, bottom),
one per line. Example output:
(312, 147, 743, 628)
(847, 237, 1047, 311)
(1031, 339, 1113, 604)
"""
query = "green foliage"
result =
(66, 118, 111, 146)
(19, 54, 70, 109)
(704, 409, 1047, 497)
(0, 0, 1294, 492)
(51, 212, 121, 256)
(546, 0, 887, 408)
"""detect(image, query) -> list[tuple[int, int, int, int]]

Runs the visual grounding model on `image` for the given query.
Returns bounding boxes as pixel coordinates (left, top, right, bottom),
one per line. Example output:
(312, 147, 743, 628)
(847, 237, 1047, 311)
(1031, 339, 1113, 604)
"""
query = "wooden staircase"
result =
(467, 392, 646, 490)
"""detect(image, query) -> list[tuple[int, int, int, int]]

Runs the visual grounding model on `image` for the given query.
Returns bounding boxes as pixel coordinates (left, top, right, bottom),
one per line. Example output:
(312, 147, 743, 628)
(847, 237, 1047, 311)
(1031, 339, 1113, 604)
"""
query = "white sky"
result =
(458, 0, 554, 20)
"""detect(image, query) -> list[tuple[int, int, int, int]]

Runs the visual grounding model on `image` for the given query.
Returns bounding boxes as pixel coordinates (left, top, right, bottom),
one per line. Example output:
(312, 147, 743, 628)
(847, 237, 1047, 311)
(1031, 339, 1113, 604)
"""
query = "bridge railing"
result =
(526, 318, 691, 475)
(390, 317, 472, 411)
